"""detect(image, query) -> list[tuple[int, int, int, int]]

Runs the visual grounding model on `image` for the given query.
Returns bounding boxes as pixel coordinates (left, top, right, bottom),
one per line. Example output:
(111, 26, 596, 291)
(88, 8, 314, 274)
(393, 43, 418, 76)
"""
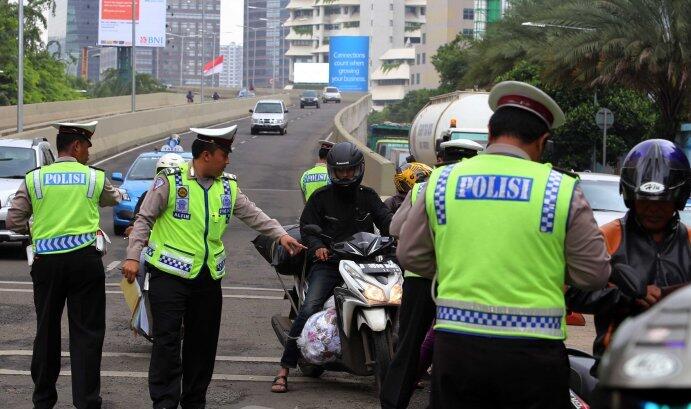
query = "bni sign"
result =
(329, 36, 370, 92)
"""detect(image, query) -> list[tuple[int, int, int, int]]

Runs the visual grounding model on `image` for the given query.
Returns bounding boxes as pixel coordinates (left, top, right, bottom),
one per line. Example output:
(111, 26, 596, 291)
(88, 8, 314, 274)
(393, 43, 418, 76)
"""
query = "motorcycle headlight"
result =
(119, 188, 131, 202)
(363, 284, 387, 303)
(390, 283, 403, 305)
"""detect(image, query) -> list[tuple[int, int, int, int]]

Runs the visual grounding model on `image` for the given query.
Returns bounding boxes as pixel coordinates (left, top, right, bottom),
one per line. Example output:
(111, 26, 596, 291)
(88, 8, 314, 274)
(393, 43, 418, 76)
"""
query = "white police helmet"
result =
(156, 153, 184, 173)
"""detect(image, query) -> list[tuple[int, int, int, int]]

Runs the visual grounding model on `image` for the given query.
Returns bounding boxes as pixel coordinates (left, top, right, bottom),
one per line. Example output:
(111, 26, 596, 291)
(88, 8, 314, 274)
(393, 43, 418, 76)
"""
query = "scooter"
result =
(268, 225, 403, 390)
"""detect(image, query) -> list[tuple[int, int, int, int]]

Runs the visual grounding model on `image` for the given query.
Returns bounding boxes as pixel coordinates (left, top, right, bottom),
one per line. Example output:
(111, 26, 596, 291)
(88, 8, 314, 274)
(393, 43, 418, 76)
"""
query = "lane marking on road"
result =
(251, 136, 257, 139)
(0, 288, 284, 300)
(0, 350, 280, 363)
(92, 115, 251, 166)
(106, 261, 121, 272)
(240, 141, 247, 144)
(0, 368, 368, 385)
(0, 281, 283, 293)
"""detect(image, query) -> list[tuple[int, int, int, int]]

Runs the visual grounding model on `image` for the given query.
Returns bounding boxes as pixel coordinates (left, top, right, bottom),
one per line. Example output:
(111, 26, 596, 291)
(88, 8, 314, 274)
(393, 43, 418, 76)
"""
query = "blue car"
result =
(111, 151, 192, 235)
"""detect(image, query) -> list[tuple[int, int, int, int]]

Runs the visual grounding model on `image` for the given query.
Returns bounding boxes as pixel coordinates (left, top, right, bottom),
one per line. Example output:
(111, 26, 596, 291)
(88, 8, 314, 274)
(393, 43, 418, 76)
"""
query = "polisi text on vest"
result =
(455, 175, 533, 201)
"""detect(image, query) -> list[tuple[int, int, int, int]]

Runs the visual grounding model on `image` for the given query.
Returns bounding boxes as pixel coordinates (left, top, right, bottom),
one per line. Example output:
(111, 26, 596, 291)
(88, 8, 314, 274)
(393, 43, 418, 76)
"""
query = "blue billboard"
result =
(329, 36, 370, 92)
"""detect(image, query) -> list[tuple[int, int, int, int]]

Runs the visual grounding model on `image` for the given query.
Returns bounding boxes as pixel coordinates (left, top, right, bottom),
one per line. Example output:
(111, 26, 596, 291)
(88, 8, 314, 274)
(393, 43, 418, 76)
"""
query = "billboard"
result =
(329, 36, 369, 92)
(294, 63, 329, 84)
(98, 0, 166, 47)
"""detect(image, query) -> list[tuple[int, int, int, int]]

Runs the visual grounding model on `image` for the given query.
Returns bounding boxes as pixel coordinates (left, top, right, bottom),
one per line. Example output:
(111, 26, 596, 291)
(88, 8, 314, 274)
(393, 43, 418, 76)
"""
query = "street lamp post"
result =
(17, 0, 24, 132)
(131, 0, 136, 112)
(200, 0, 205, 103)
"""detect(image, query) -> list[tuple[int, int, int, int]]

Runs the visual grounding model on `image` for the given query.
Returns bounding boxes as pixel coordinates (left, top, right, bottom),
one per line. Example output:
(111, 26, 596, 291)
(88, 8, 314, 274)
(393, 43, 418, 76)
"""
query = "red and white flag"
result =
(203, 56, 224, 76)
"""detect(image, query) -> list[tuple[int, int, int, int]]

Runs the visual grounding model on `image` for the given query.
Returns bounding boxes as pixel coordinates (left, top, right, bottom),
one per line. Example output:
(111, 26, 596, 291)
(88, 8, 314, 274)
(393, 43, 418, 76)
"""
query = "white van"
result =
(249, 100, 289, 135)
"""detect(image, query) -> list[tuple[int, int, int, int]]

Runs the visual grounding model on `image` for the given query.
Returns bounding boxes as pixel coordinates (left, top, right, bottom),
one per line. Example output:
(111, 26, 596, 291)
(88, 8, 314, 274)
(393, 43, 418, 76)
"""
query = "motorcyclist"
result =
(272, 141, 393, 393)
(124, 153, 185, 237)
(385, 162, 433, 212)
(566, 139, 691, 367)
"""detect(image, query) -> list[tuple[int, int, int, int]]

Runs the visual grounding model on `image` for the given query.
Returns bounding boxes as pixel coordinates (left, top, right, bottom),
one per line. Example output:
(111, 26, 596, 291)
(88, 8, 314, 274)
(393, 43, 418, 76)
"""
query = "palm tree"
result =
(537, 0, 690, 140)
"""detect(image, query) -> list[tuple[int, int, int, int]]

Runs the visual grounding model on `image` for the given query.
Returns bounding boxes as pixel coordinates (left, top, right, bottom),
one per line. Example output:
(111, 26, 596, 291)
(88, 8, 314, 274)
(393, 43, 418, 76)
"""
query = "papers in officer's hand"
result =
(120, 278, 141, 314)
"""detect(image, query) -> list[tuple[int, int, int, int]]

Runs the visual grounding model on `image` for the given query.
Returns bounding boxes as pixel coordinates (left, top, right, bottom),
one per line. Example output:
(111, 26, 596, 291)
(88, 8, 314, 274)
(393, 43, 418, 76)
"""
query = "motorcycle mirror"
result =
(302, 224, 333, 242)
(611, 263, 648, 299)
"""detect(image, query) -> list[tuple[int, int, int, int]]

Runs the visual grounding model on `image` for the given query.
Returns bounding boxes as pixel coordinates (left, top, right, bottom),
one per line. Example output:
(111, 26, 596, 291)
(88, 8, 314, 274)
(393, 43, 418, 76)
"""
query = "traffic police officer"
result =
(7, 121, 122, 409)
(299, 140, 333, 202)
(396, 81, 612, 409)
(381, 140, 482, 409)
(121, 125, 305, 409)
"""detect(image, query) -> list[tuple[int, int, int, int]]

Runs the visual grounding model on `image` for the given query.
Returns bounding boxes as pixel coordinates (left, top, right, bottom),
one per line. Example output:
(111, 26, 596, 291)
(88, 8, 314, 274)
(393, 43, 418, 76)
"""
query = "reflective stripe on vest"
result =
(35, 233, 96, 254)
(436, 299, 564, 339)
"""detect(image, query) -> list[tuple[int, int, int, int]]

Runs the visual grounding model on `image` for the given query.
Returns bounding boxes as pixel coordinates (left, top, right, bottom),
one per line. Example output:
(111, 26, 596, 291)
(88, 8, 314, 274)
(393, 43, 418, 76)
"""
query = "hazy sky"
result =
(220, 0, 244, 45)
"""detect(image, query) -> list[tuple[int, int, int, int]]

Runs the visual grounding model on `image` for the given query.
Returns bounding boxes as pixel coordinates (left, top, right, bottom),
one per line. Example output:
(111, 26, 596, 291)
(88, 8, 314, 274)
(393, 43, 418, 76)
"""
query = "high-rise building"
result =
(474, 0, 511, 38)
(46, 0, 101, 81)
(159, 0, 222, 88)
(244, 0, 291, 89)
(283, 0, 426, 89)
(371, 48, 415, 110)
(410, 0, 475, 90)
(219, 43, 244, 88)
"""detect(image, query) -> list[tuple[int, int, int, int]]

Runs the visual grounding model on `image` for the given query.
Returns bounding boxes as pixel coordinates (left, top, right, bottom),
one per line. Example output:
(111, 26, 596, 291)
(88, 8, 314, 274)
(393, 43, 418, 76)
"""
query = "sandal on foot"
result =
(271, 375, 288, 393)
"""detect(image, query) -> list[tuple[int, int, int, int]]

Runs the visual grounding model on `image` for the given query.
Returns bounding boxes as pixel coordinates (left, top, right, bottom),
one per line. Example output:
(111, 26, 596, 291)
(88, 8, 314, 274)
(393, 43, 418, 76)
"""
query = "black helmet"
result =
(620, 139, 690, 210)
(326, 141, 365, 187)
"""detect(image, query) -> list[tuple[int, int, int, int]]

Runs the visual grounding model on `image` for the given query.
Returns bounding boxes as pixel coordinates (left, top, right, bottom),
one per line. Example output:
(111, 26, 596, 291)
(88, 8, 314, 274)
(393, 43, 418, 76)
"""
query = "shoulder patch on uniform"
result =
(161, 167, 181, 176)
(88, 165, 105, 172)
(552, 166, 579, 179)
(153, 177, 166, 191)
(222, 172, 237, 181)
(25, 166, 41, 175)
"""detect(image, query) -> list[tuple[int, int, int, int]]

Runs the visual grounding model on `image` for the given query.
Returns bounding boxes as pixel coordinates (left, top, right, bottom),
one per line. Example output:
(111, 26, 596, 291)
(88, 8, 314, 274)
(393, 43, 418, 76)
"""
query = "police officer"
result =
(380, 140, 481, 409)
(396, 81, 612, 409)
(7, 121, 122, 409)
(299, 140, 333, 202)
(120, 125, 305, 409)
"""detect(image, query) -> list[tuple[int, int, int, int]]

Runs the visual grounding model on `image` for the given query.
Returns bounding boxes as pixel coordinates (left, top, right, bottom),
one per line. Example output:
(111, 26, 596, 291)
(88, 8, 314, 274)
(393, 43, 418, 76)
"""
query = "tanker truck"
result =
(409, 91, 493, 166)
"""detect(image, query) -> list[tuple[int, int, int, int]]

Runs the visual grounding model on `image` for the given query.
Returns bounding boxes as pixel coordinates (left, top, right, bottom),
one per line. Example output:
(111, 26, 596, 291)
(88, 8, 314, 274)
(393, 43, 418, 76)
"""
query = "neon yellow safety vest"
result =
(404, 182, 427, 279)
(426, 154, 577, 340)
(26, 161, 104, 254)
(144, 163, 238, 280)
(300, 164, 329, 202)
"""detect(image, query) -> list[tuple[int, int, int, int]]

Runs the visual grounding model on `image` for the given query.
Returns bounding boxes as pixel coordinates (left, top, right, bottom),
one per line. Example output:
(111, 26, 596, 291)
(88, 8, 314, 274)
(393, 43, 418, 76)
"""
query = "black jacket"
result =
(300, 184, 393, 259)
(566, 213, 691, 357)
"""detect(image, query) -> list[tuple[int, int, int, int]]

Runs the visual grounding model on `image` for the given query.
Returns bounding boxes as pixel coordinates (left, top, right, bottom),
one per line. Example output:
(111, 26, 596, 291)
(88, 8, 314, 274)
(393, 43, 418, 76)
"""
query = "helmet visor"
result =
(328, 163, 364, 185)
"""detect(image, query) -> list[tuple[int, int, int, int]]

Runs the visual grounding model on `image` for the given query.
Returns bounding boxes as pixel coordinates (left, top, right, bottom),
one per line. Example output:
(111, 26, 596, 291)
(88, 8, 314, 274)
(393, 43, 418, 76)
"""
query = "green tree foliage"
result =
(88, 68, 166, 98)
(462, 0, 690, 140)
(0, 0, 86, 105)
(498, 62, 658, 169)
(430, 34, 474, 92)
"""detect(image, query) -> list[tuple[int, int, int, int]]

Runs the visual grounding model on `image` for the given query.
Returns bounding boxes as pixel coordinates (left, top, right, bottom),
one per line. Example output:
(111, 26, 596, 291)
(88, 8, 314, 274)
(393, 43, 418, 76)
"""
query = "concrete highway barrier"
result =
(0, 93, 191, 135)
(2, 92, 296, 162)
(333, 93, 395, 196)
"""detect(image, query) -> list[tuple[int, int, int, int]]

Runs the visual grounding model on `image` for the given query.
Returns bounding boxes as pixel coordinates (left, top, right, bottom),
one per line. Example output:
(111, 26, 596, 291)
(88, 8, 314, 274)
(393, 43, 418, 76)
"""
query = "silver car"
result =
(0, 138, 56, 246)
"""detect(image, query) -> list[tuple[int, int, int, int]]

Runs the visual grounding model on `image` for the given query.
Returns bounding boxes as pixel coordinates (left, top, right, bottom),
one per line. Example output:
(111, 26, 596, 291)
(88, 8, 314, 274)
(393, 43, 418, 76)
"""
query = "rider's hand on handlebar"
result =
(315, 247, 330, 261)
(635, 285, 662, 310)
